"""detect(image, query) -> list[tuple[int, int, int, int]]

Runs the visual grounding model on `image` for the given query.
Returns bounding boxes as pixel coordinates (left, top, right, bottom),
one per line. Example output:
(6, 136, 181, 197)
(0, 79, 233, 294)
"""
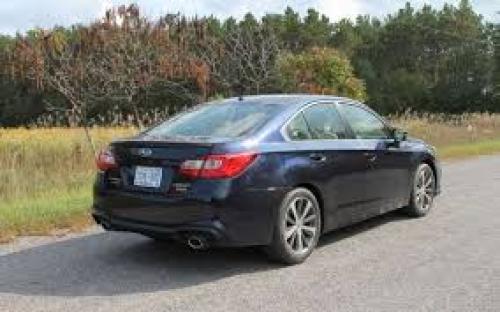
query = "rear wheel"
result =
(403, 163, 436, 217)
(264, 188, 321, 264)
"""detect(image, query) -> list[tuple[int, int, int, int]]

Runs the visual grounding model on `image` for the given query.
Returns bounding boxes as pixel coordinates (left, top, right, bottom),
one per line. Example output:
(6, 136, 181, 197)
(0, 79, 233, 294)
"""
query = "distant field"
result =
(1, 113, 500, 242)
(392, 113, 500, 158)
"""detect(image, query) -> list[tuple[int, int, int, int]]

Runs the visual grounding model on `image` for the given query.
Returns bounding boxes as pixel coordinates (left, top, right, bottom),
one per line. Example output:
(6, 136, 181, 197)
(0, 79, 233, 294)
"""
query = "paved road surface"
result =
(1, 155, 500, 312)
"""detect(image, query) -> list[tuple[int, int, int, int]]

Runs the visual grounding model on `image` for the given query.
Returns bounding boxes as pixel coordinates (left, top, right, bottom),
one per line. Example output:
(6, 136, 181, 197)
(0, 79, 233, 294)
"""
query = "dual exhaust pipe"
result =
(95, 213, 211, 250)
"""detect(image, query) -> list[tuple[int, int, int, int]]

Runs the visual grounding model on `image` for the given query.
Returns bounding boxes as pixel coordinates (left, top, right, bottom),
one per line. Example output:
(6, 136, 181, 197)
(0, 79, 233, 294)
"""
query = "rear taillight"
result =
(179, 152, 258, 179)
(96, 148, 117, 171)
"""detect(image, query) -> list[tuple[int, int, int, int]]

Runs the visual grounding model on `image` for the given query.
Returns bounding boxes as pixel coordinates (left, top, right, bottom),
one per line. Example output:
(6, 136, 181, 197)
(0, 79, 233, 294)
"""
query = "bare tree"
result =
(198, 24, 280, 95)
(13, 29, 111, 152)
(13, 4, 211, 146)
(42, 47, 103, 151)
(95, 5, 209, 128)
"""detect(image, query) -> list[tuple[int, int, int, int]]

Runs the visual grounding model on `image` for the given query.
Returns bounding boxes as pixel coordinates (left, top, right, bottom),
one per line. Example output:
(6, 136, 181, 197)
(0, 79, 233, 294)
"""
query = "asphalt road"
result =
(1, 155, 500, 312)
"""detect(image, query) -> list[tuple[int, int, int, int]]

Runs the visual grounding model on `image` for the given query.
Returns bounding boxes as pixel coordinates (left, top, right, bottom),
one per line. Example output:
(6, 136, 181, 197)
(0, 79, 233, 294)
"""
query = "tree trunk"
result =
(82, 124, 96, 154)
(70, 100, 96, 154)
(132, 103, 144, 129)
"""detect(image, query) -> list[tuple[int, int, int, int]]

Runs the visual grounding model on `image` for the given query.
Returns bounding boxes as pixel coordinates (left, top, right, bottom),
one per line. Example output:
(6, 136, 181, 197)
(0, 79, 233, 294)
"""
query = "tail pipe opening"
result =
(186, 234, 210, 250)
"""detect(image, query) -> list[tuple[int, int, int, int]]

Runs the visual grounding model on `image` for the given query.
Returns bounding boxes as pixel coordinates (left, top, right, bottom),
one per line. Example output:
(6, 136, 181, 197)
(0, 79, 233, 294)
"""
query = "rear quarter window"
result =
(286, 113, 312, 140)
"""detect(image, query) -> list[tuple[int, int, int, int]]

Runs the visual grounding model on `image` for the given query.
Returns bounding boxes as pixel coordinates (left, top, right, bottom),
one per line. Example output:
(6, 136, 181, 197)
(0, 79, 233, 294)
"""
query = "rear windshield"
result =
(146, 102, 283, 139)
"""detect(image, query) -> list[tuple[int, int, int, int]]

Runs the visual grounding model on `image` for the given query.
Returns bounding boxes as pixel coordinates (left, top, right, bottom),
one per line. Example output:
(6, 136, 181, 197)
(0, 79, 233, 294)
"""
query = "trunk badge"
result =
(137, 148, 153, 157)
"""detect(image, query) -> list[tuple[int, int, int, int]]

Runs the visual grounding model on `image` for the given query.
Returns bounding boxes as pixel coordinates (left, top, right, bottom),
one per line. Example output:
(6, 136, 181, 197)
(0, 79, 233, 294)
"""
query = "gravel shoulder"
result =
(1, 155, 500, 312)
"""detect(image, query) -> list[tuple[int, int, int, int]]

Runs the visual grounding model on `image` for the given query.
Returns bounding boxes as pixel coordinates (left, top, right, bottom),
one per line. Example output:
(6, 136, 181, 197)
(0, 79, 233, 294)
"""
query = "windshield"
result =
(146, 102, 283, 139)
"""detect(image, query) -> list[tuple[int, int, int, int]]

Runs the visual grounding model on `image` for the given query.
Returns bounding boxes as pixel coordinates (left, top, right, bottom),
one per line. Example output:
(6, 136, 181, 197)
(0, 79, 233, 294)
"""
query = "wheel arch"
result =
(421, 156, 439, 189)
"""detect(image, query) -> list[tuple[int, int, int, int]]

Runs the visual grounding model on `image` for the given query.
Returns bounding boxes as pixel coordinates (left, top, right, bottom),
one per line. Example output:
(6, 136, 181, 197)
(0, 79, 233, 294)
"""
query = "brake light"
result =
(96, 148, 117, 171)
(179, 152, 258, 179)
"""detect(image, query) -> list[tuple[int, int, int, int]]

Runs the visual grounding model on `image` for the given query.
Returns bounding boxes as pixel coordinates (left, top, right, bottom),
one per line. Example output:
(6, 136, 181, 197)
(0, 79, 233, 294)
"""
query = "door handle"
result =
(309, 153, 327, 162)
(363, 152, 377, 162)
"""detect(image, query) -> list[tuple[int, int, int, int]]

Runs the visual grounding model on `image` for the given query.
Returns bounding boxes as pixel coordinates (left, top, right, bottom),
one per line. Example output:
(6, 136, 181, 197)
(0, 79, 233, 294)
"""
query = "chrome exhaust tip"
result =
(187, 235, 209, 250)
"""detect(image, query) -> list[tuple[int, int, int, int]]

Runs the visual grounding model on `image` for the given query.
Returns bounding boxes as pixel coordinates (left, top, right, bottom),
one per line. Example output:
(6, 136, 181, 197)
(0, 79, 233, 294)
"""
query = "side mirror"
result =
(389, 128, 407, 146)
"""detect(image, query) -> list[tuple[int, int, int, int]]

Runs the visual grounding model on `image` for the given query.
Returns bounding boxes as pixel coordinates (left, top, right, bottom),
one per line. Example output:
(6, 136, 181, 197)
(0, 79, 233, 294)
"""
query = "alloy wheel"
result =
(283, 196, 319, 254)
(415, 165, 435, 212)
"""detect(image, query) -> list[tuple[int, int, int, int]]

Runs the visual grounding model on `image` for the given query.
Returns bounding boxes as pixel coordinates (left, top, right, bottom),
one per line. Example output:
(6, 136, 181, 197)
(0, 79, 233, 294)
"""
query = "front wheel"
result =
(403, 163, 436, 217)
(264, 188, 322, 265)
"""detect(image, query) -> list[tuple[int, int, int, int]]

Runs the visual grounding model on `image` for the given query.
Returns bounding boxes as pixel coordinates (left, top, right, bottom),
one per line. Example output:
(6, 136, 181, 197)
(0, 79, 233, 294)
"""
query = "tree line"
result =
(0, 0, 498, 127)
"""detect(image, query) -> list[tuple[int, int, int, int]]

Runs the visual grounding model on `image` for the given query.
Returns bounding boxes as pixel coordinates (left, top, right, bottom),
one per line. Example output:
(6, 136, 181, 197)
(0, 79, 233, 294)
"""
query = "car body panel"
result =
(92, 95, 441, 247)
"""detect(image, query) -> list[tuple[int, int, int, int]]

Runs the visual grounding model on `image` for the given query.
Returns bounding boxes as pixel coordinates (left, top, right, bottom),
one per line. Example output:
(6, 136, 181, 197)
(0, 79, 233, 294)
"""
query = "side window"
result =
(301, 103, 348, 140)
(286, 112, 312, 140)
(339, 104, 388, 139)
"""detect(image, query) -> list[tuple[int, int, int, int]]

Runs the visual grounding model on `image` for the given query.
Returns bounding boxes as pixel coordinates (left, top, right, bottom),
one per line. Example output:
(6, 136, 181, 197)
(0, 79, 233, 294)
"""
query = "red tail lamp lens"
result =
(180, 152, 258, 179)
(96, 148, 117, 171)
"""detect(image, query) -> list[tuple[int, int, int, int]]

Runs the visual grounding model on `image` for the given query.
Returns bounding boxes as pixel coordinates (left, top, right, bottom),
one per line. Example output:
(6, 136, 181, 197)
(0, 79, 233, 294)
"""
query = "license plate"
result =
(134, 166, 162, 188)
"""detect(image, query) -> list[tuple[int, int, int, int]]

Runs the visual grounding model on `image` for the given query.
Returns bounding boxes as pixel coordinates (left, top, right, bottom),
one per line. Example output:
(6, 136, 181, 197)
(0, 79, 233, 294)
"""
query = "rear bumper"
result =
(92, 186, 288, 247)
(92, 210, 228, 244)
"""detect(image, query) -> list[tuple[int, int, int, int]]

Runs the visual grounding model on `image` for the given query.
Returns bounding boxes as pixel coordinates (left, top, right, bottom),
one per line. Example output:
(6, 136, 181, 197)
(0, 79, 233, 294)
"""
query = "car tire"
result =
(403, 163, 436, 217)
(264, 187, 322, 265)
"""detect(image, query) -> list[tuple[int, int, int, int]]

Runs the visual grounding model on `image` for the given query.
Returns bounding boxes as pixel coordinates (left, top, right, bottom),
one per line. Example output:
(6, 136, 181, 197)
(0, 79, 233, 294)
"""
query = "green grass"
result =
(0, 188, 92, 243)
(439, 138, 500, 160)
(0, 127, 135, 243)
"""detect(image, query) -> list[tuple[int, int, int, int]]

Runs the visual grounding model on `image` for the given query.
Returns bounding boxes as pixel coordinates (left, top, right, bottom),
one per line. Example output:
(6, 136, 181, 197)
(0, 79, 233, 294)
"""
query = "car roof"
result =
(214, 94, 351, 108)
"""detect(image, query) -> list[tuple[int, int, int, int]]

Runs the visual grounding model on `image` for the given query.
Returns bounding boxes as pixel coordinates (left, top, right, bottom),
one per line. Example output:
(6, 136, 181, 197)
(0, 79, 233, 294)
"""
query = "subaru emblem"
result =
(137, 148, 152, 157)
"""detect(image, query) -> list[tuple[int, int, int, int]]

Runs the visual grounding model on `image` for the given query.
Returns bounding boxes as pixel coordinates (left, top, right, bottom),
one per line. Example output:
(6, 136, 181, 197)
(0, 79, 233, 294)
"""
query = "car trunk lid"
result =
(107, 139, 215, 194)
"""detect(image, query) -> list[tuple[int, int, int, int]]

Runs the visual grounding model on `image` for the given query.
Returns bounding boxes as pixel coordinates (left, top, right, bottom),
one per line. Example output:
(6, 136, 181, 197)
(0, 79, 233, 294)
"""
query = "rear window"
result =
(146, 102, 282, 139)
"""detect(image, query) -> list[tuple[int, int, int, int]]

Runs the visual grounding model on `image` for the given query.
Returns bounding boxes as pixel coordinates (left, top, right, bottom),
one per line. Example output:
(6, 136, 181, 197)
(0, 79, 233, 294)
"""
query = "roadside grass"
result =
(0, 113, 499, 243)
(0, 127, 135, 243)
(392, 112, 500, 148)
(0, 188, 91, 243)
(438, 139, 500, 159)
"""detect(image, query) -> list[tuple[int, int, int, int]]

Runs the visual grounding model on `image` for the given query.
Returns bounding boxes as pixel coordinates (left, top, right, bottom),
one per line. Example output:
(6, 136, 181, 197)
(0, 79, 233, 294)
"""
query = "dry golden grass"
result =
(0, 127, 136, 242)
(391, 113, 500, 147)
(0, 127, 135, 200)
(0, 114, 499, 242)
(391, 113, 500, 159)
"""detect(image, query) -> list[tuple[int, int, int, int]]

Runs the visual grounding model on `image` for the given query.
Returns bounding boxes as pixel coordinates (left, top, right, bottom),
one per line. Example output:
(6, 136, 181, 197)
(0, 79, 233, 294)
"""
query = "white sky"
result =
(0, 0, 497, 35)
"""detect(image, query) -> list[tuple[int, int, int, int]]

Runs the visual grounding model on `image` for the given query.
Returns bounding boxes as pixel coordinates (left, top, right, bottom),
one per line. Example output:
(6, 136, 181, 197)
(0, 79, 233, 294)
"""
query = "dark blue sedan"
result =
(92, 95, 441, 264)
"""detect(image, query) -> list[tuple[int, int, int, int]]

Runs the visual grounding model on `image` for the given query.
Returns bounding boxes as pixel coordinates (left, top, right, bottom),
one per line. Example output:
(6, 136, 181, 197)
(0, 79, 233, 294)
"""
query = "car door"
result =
(284, 102, 371, 230)
(337, 102, 412, 213)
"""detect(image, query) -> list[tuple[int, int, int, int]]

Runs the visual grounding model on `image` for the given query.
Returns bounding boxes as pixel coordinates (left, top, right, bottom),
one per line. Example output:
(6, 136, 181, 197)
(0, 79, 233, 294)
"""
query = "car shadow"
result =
(0, 210, 409, 297)
(318, 210, 410, 248)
